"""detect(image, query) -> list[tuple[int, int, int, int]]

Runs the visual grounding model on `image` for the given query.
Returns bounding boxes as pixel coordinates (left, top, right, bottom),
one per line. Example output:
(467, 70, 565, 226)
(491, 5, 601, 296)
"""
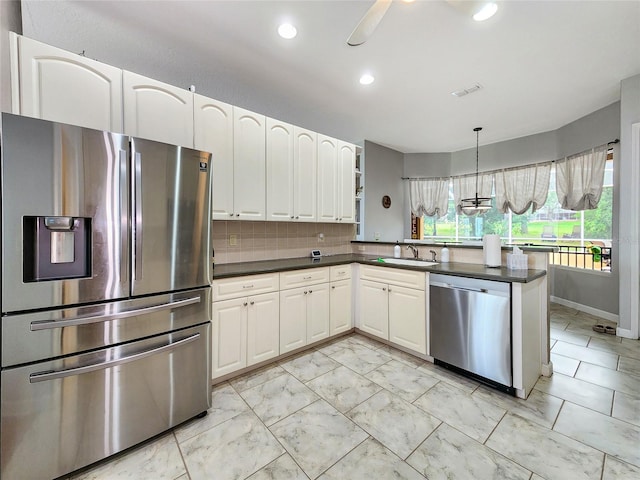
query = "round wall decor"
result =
(382, 195, 391, 208)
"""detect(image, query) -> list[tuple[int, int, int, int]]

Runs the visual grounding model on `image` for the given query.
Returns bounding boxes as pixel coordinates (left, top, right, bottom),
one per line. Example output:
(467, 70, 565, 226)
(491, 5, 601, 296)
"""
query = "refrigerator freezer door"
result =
(1, 113, 130, 313)
(130, 137, 212, 296)
(1, 323, 211, 480)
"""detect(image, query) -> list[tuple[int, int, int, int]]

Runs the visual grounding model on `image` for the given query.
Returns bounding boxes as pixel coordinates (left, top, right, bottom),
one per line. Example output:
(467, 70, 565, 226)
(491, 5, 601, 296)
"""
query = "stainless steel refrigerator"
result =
(0, 113, 212, 479)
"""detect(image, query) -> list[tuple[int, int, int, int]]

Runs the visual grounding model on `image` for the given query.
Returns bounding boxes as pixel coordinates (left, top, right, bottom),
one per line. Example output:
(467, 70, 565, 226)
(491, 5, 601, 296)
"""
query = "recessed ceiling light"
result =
(278, 23, 297, 39)
(473, 2, 498, 21)
(359, 73, 375, 85)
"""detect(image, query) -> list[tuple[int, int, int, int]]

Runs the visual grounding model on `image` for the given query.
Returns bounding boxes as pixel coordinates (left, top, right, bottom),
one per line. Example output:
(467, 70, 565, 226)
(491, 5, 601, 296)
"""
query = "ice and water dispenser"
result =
(23, 216, 92, 282)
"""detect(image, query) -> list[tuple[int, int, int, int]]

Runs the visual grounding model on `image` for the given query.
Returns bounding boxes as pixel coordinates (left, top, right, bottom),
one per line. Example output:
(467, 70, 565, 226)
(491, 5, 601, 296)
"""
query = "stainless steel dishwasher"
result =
(429, 274, 513, 394)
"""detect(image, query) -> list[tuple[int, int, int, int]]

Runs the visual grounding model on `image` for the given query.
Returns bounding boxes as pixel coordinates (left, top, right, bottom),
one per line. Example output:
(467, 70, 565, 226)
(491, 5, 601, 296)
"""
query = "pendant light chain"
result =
(461, 126, 492, 211)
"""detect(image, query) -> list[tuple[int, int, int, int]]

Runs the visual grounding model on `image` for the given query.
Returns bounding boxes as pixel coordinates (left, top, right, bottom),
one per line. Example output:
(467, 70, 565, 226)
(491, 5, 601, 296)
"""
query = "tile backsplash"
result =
(212, 221, 356, 264)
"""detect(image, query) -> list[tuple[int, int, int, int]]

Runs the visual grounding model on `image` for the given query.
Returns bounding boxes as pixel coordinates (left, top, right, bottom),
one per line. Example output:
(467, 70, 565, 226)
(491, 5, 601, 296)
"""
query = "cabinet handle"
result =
(229, 213, 234, 216)
(303, 276, 312, 280)
(296, 216, 299, 219)
(291, 216, 294, 219)
(382, 287, 386, 291)
(388, 288, 392, 292)
(332, 286, 335, 289)
(250, 301, 254, 305)
(243, 302, 248, 306)
(236, 213, 240, 217)
(309, 290, 313, 294)
(242, 285, 254, 289)
(304, 291, 308, 295)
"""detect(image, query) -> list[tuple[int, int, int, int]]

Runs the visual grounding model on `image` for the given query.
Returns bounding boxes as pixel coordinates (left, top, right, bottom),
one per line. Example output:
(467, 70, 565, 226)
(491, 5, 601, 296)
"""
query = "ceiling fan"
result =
(347, 0, 498, 46)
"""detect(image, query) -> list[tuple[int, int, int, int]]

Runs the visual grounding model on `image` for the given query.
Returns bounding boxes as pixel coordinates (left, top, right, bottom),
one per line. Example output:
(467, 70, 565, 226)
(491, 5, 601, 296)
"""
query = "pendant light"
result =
(461, 127, 492, 212)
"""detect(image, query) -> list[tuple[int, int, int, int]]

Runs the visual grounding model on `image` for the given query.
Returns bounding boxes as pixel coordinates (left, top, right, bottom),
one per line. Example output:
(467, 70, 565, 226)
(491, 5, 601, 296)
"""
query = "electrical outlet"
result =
(318, 233, 324, 243)
(229, 234, 238, 246)
(374, 232, 381, 241)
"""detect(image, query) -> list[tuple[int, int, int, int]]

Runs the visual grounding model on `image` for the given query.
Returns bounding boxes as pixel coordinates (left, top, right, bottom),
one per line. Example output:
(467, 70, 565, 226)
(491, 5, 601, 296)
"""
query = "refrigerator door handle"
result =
(134, 151, 143, 281)
(28, 333, 200, 383)
(30, 296, 201, 331)
(119, 149, 128, 282)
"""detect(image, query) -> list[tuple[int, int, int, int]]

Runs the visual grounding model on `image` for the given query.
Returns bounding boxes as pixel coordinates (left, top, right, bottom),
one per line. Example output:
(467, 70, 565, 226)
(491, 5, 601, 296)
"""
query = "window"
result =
(418, 155, 614, 271)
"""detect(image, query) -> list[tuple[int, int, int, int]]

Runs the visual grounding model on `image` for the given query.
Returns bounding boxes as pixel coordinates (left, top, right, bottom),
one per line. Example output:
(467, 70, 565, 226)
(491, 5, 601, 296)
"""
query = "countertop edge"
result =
(212, 254, 546, 283)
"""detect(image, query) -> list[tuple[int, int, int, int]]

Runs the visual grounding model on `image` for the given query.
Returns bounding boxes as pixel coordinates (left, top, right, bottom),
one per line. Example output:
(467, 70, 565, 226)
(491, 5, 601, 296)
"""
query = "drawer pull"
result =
(242, 285, 254, 289)
(303, 276, 312, 280)
(250, 301, 255, 305)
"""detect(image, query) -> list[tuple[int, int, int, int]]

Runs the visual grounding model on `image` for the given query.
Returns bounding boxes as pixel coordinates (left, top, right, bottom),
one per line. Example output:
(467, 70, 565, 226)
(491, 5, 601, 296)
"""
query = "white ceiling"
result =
(21, 0, 640, 153)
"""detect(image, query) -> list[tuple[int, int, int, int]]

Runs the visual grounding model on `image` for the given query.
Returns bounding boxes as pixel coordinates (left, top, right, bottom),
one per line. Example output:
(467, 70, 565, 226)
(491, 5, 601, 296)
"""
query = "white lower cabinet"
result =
(212, 275, 279, 379)
(279, 268, 331, 354)
(359, 266, 427, 355)
(330, 279, 352, 335)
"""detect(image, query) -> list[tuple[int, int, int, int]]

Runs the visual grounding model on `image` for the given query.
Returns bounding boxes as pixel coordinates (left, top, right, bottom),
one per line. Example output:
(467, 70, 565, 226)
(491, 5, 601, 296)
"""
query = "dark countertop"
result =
(212, 254, 546, 283)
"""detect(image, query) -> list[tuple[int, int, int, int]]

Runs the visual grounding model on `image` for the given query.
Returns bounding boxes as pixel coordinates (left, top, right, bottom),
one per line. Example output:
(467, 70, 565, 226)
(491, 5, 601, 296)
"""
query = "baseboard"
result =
(616, 327, 638, 340)
(550, 296, 619, 323)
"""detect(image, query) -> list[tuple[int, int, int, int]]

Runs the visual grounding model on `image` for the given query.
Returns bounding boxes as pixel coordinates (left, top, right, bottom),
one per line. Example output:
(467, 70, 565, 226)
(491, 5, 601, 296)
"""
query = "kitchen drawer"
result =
(330, 264, 352, 282)
(280, 267, 329, 290)
(360, 265, 426, 290)
(212, 273, 279, 301)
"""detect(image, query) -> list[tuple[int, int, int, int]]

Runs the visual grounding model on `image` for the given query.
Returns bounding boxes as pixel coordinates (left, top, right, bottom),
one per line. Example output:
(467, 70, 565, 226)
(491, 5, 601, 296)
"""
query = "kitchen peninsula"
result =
(211, 246, 551, 400)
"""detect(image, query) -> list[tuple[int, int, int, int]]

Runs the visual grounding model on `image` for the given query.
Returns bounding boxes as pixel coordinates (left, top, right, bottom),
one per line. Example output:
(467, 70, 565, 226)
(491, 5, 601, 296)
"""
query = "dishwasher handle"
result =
(431, 282, 488, 293)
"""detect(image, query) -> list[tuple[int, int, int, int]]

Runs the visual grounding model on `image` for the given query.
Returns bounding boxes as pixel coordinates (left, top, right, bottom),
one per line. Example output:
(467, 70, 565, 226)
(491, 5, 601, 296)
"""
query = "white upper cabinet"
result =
(317, 135, 356, 223)
(266, 122, 317, 222)
(293, 127, 318, 222)
(233, 107, 266, 220)
(12, 33, 123, 132)
(317, 134, 338, 222)
(123, 70, 194, 147)
(338, 141, 356, 222)
(194, 95, 234, 219)
(266, 119, 295, 221)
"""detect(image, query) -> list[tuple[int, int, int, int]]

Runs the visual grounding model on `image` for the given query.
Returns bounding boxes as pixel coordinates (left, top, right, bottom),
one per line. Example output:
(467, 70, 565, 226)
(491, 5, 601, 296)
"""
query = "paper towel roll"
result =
(483, 234, 502, 267)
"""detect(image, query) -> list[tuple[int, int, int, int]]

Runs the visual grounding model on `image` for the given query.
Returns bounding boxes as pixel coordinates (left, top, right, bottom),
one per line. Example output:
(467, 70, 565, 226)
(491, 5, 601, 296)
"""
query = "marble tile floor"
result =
(66, 303, 640, 480)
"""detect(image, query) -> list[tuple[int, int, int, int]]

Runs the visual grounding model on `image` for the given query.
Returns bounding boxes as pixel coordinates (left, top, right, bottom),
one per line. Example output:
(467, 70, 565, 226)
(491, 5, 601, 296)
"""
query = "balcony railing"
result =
(549, 244, 612, 272)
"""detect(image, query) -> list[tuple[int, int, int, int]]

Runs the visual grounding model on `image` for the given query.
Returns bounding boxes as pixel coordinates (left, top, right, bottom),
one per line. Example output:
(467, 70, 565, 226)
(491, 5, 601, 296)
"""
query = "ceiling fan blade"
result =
(347, 0, 393, 46)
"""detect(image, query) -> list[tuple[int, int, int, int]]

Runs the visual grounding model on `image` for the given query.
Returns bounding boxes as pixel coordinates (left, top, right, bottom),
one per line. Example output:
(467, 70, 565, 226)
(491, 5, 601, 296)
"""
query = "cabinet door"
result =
(338, 141, 356, 223)
(307, 283, 330, 344)
(266, 119, 294, 221)
(317, 134, 338, 222)
(389, 285, 426, 354)
(279, 287, 307, 354)
(247, 292, 280, 366)
(359, 279, 389, 340)
(15, 34, 123, 132)
(123, 70, 194, 147)
(212, 297, 248, 378)
(294, 127, 317, 222)
(194, 94, 234, 219)
(330, 279, 352, 336)
(233, 107, 266, 220)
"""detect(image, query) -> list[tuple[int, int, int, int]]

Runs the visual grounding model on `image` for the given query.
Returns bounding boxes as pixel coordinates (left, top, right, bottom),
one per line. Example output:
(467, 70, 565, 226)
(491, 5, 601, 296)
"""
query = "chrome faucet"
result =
(429, 250, 437, 262)
(407, 244, 419, 259)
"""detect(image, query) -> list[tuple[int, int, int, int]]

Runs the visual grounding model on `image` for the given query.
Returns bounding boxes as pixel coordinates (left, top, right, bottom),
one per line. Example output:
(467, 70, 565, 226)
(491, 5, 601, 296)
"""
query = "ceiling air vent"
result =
(451, 83, 482, 97)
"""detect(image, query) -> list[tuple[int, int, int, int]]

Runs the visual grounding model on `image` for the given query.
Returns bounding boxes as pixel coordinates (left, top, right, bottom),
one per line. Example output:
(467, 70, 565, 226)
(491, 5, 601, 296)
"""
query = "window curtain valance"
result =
(494, 162, 551, 215)
(409, 178, 449, 218)
(556, 145, 608, 211)
(453, 173, 493, 216)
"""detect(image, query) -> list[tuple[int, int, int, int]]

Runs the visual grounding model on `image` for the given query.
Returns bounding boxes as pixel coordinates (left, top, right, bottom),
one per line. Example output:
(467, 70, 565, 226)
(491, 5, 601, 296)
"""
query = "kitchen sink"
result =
(374, 258, 438, 267)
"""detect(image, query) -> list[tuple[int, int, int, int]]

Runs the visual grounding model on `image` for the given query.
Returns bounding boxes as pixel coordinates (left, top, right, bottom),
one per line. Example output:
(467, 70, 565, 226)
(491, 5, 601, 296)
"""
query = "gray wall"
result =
(363, 140, 404, 243)
(0, 1, 21, 112)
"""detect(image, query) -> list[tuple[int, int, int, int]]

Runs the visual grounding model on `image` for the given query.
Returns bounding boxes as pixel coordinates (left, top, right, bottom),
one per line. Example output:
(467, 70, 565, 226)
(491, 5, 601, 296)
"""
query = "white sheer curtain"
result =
(556, 145, 608, 211)
(494, 163, 551, 215)
(453, 173, 493, 216)
(409, 178, 449, 218)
